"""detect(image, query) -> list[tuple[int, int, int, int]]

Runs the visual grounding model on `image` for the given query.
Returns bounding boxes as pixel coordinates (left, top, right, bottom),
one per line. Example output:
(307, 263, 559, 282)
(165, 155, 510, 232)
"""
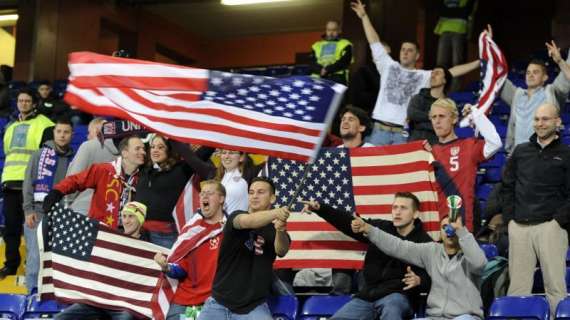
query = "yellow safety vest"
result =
(312, 38, 353, 82)
(434, 0, 471, 35)
(2, 114, 54, 183)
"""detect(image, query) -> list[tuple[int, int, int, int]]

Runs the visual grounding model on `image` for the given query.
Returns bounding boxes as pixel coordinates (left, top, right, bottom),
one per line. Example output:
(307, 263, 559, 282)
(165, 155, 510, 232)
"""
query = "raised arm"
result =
(352, 217, 434, 269)
(451, 218, 487, 274)
(471, 107, 502, 158)
(449, 59, 480, 77)
(547, 41, 570, 82)
(351, 0, 380, 44)
(302, 200, 369, 243)
(233, 207, 289, 230)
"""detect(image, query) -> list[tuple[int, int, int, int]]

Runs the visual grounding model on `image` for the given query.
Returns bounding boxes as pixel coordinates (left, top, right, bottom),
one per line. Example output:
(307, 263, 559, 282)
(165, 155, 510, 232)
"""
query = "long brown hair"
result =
(149, 135, 178, 171)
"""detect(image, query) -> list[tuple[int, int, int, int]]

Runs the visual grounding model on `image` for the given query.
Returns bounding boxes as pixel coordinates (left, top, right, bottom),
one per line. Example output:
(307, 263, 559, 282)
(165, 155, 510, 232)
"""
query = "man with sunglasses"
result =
(352, 214, 487, 319)
(502, 103, 570, 315)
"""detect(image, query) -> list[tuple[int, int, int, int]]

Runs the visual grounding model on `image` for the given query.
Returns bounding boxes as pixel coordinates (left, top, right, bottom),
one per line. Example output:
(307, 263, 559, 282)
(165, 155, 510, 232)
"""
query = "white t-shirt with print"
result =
(370, 42, 431, 126)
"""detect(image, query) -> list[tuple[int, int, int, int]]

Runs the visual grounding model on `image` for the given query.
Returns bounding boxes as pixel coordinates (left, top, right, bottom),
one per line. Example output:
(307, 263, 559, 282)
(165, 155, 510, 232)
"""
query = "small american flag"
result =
(64, 52, 346, 162)
(38, 204, 170, 319)
(269, 142, 440, 269)
(460, 30, 508, 127)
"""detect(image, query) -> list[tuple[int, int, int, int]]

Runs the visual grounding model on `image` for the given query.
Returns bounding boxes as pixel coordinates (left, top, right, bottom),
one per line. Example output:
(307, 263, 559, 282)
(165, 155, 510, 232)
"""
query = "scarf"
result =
(168, 213, 226, 264)
(111, 157, 139, 227)
(33, 147, 60, 202)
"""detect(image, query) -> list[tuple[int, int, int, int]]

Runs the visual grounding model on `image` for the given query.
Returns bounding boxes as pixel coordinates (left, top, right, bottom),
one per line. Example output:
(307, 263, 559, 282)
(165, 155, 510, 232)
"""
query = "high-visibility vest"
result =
(312, 38, 353, 81)
(2, 114, 54, 183)
(434, 0, 471, 35)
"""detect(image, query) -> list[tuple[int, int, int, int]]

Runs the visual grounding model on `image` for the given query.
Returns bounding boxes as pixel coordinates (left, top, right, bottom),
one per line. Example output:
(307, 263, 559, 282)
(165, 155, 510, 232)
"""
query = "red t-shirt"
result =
(173, 224, 223, 306)
(432, 138, 486, 231)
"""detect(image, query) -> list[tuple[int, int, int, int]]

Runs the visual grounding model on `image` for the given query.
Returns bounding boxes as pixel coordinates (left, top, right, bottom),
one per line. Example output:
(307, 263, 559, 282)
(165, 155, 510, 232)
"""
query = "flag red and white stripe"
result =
(65, 52, 345, 162)
(273, 142, 440, 269)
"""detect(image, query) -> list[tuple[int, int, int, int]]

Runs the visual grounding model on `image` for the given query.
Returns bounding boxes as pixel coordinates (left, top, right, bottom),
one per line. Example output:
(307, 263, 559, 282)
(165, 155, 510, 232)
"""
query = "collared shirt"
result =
(513, 87, 546, 147)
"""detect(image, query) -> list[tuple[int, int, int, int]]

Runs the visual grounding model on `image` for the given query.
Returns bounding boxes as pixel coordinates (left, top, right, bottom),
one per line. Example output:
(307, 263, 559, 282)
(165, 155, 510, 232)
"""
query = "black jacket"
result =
(407, 88, 438, 144)
(502, 134, 570, 228)
(314, 204, 432, 302)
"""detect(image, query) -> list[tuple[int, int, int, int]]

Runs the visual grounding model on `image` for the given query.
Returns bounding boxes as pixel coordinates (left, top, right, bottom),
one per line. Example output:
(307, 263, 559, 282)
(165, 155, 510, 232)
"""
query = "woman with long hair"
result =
(135, 135, 212, 248)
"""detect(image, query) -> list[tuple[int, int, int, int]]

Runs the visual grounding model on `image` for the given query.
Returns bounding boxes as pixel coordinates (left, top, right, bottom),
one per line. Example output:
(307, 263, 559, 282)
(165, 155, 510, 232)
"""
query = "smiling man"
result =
(43, 135, 146, 229)
(302, 192, 433, 320)
(503, 103, 570, 315)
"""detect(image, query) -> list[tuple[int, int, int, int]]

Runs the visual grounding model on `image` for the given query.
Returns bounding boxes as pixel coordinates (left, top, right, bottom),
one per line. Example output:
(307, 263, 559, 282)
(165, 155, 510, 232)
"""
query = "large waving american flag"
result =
(64, 52, 345, 162)
(38, 204, 170, 319)
(460, 30, 508, 127)
(269, 142, 439, 269)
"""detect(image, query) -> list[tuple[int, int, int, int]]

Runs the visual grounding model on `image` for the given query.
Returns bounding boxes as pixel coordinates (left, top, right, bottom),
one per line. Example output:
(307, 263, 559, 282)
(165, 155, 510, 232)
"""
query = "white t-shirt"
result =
(221, 168, 249, 215)
(370, 42, 431, 126)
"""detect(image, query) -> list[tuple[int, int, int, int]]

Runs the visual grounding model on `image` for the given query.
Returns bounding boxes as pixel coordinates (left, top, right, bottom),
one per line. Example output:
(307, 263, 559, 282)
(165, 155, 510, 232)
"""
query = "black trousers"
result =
(3, 187, 23, 271)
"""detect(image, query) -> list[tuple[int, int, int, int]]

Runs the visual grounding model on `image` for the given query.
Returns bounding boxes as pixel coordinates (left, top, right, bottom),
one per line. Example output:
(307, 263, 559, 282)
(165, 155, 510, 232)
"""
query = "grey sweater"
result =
(23, 141, 74, 215)
(65, 138, 119, 214)
(366, 227, 487, 320)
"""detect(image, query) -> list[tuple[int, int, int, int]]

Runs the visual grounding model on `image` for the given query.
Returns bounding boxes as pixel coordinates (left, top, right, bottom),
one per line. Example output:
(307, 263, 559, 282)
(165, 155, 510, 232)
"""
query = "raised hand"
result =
(154, 252, 168, 271)
(402, 266, 421, 290)
(546, 40, 563, 64)
(449, 215, 464, 232)
(351, 0, 367, 19)
(351, 217, 370, 234)
(273, 219, 287, 232)
(484, 24, 493, 39)
(273, 207, 291, 222)
(300, 200, 320, 214)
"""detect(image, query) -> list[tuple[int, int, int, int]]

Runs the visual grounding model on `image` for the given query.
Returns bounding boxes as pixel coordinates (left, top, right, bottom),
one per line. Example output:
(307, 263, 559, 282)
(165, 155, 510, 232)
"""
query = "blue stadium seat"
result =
(300, 295, 351, 320)
(23, 295, 67, 319)
(555, 296, 570, 319)
(476, 183, 494, 200)
(268, 295, 299, 320)
(480, 244, 498, 260)
(0, 294, 27, 319)
(488, 295, 550, 320)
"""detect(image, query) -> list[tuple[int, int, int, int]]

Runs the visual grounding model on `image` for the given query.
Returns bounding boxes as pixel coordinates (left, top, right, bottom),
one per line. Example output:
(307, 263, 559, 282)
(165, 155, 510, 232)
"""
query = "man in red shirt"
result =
(43, 135, 146, 229)
(154, 180, 226, 319)
(428, 98, 502, 231)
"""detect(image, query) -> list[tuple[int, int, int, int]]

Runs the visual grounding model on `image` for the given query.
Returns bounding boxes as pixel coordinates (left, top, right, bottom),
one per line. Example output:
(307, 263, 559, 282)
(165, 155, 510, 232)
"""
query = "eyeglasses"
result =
(199, 191, 218, 197)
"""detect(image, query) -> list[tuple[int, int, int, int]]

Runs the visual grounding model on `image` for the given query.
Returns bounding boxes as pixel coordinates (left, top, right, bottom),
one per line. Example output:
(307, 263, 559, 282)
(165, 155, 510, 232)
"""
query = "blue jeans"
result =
(54, 303, 134, 320)
(331, 293, 412, 320)
(148, 230, 178, 248)
(366, 125, 408, 146)
(24, 212, 43, 293)
(166, 303, 188, 320)
(198, 297, 273, 320)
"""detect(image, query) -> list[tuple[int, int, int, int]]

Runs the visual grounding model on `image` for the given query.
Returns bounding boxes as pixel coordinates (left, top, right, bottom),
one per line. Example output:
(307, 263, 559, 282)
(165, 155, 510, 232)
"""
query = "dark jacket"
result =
(314, 204, 433, 302)
(502, 134, 570, 228)
(407, 88, 438, 144)
(134, 142, 214, 223)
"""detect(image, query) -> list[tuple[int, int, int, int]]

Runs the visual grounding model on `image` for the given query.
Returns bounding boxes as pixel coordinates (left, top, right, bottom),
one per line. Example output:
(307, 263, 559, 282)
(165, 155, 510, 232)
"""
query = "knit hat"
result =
(122, 201, 147, 225)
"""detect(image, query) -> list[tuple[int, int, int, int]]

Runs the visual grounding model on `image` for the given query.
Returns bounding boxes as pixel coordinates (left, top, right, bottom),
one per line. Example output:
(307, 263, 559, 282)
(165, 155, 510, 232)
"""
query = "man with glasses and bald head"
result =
(503, 103, 570, 315)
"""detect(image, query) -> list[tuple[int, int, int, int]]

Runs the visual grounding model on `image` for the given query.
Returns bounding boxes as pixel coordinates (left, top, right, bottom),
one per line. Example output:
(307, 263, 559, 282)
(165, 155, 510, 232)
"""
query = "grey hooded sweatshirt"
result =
(366, 226, 487, 319)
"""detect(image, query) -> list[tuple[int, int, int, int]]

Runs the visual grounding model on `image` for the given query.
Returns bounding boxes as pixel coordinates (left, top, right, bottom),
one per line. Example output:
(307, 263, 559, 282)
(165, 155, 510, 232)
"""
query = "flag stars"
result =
(293, 80, 305, 87)
(281, 85, 292, 92)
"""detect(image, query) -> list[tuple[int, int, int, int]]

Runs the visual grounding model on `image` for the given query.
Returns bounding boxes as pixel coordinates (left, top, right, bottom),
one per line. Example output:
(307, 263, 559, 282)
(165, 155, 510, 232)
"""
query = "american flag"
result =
(269, 142, 440, 269)
(38, 204, 170, 319)
(172, 177, 200, 233)
(459, 30, 508, 127)
(64, 52, 346, 162)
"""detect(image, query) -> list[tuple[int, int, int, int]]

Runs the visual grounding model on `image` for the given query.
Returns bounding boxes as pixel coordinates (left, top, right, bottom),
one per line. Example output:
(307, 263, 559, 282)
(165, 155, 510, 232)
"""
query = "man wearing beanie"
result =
(121, 201, 147, 240)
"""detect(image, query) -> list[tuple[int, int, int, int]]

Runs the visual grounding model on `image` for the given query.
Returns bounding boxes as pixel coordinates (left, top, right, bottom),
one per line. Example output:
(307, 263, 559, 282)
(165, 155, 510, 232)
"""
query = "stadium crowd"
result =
(1, 0, 570, 319)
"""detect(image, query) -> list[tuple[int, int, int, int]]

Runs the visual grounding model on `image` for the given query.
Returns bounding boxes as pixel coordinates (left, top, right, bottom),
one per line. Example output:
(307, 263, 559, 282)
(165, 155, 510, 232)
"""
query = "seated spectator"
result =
(302, 192, 433, 320)
(353, 215, 487, 320)
(54, 201, 147, 320)
(36, 80, 72, 121)
(22, 118, 74, 293)
(154, 180, 226, 320)
(43, 135, 145, 229)
(500, 41, 570, 153)
(198, 177, 290, 320)
(407, 67, 452, 144)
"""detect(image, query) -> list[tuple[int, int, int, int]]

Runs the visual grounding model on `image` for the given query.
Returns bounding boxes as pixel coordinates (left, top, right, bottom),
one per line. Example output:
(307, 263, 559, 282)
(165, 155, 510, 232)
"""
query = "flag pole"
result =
(287, 161, 313, 210)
